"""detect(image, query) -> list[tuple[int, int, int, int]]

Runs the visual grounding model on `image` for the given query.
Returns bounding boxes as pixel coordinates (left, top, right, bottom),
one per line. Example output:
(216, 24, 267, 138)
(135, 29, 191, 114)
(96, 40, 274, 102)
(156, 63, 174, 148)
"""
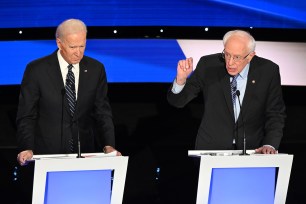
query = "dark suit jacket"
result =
(167, 53, 286, 150)
(16, 50, 115, 154)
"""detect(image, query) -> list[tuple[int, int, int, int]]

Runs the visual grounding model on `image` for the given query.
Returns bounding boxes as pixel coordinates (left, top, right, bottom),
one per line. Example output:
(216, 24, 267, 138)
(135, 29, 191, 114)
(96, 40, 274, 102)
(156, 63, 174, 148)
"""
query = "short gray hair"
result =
(55, 19, 87, 40)
(223, 30, 256, 52)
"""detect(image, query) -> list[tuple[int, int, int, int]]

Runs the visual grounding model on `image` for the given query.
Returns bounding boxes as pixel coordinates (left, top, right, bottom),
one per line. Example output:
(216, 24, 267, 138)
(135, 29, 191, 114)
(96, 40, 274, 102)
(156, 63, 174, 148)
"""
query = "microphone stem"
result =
(75, 111, 83, 158)
(236, 90, 249, 156)
(243, 132, 246, 155)
(77, 130, 82, 158)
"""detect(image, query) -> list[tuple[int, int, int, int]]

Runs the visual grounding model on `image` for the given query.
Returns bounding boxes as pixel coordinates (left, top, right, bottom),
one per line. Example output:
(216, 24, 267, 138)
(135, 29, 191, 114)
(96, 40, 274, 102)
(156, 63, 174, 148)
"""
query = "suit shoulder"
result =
(253, 55, 279, 67)
(199, 53, 223, 62)
(196, 53, 224, 71)
(27, 54, 51, 66)
(252, 56, 280, 73)
(82, 55, 104, 67)
(26, 51, 57, 69)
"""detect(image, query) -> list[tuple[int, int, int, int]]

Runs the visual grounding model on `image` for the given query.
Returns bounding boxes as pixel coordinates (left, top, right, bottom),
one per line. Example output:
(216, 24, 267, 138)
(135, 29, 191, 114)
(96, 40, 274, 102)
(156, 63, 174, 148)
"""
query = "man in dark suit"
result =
(167, 30, 286, 154)
(16, 18, 121, 204)
(16, 18, 121, 164)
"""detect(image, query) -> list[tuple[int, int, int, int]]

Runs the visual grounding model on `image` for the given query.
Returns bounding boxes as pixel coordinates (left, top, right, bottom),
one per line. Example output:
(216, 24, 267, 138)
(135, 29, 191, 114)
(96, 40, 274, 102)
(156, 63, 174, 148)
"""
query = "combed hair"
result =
(223, 30, 256, 52)
(55, 19, 87, 40)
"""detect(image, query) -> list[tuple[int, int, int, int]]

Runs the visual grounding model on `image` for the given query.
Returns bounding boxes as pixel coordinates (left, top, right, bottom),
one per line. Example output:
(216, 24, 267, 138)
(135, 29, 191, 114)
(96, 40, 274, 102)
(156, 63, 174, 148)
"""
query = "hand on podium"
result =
(255, 145, 278, 154)
(17, 150, 34, 166)
(103, 146, 122, 156)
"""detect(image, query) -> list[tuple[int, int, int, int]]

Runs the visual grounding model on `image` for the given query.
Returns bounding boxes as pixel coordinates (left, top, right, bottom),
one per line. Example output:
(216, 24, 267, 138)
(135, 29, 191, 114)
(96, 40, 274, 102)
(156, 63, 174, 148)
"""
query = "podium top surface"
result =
(188, 150, 292, 157)
(30, 152, 118, 161)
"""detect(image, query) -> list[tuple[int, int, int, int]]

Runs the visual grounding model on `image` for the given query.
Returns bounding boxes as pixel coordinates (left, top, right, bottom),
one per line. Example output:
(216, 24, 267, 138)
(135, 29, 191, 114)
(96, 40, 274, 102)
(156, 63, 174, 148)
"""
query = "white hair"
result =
(223, 30, 256, 52)
(55, 19, 87, 40)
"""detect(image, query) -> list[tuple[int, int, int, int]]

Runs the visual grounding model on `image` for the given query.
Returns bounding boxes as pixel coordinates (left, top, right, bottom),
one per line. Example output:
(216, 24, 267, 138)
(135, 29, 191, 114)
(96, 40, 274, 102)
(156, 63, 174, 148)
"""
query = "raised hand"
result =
(176, 57, 193, 85)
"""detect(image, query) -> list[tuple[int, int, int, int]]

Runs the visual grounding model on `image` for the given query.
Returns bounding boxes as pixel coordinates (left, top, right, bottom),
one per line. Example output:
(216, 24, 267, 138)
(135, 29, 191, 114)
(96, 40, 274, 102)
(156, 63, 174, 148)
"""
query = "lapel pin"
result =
(252, 80, 255, 84)
(84, 70, 87, 72)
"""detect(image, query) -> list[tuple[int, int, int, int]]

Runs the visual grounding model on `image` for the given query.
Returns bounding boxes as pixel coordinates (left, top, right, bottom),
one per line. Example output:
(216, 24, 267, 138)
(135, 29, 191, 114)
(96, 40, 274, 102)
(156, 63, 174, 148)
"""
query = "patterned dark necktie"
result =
(65, 64, 76, 152)
(231, 75, 238, 106)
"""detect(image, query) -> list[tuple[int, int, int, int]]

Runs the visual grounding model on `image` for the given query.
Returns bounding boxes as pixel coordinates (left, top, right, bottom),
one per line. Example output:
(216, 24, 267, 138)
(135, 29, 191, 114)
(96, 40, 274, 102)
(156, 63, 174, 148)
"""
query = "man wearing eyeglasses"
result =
(167, 30, 286, 154)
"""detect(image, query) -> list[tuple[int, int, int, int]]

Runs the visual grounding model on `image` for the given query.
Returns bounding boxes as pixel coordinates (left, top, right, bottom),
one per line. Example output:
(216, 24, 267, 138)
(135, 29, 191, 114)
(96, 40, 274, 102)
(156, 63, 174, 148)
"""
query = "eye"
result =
(233, 56, 241, 61)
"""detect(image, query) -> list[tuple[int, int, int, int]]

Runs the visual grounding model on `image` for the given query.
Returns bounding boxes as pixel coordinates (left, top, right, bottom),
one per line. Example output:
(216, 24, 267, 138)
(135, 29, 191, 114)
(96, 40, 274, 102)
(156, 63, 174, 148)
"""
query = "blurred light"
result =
(156, 167, 160, 180)
(13, 166, 18, 181)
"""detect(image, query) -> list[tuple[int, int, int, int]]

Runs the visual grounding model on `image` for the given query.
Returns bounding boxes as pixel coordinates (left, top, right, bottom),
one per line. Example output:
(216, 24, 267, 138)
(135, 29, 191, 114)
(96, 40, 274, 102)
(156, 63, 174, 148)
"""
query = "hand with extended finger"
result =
(176, 57, 193, 85)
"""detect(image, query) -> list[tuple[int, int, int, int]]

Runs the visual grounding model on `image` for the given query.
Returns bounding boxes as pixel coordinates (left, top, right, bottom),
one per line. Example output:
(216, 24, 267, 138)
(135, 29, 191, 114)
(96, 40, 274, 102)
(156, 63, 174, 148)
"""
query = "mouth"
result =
(72, 58, 81, 63)
(227, 67, 235, 73)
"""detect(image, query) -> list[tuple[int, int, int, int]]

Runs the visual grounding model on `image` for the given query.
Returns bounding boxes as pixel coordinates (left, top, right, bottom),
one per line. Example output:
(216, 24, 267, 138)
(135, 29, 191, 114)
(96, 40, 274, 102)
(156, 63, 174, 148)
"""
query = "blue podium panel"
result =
(32, 154, 129, 204)
(44, 170, 112, 204)
(188, 151, 293, 204)
(208, 168, 276, 204)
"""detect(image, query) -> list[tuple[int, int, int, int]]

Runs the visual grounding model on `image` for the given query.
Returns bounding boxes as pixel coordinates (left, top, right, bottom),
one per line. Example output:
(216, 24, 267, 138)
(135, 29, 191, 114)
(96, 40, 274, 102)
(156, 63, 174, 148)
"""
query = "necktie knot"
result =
(68, 64, 73, 71)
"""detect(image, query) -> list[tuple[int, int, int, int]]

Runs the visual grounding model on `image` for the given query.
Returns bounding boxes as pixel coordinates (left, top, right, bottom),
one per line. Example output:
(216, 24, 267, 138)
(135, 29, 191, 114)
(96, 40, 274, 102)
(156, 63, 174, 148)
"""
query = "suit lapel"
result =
(46, 51, 65, 97)
(75, 59, 89, 118)
(46, 50, 72, 119)
(239, 58, 259, 120)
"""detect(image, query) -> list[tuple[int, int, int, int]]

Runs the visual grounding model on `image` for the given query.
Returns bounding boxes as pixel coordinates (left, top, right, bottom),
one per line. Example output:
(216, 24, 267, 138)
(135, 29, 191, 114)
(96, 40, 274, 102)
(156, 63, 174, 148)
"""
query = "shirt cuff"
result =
(171, 79, 185, 94)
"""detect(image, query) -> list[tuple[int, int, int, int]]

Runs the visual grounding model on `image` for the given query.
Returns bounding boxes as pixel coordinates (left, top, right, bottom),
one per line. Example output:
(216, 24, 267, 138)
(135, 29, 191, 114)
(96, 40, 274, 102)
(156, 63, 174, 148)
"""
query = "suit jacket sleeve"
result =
(261, 63, 286, 149)
(16, 62, 40, 151)
(93, 63, 116, 148)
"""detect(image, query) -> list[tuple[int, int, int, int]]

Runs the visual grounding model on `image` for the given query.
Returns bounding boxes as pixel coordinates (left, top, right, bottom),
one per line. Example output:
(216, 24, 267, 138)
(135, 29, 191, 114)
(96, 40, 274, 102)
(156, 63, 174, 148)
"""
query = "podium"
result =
(31, 153, 128, 204)
(188, 150, 293, 204)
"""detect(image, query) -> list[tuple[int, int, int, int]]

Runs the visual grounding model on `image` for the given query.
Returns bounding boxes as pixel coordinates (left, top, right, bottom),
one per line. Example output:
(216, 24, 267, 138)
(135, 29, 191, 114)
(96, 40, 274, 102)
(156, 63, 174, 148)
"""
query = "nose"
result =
(227, 57, 235, 66)
(76, 47, 82, 54)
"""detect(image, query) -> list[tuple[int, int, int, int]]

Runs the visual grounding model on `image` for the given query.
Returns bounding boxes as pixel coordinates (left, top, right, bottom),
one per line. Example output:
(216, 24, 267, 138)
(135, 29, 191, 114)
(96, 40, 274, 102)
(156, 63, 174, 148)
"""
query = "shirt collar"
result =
(238, 63, 250, 79)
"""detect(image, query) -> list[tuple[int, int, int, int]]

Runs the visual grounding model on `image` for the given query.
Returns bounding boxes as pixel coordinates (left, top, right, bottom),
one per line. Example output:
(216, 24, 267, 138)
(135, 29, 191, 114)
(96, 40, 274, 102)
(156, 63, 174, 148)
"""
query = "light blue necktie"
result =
(231, 75, 238, 106)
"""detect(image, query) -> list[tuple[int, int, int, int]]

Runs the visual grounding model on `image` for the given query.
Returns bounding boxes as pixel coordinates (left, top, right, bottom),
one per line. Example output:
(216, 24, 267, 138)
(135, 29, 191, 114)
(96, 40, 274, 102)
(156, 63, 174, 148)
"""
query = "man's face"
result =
(56, 31, 86, 64)
(223, 35, 255, 76)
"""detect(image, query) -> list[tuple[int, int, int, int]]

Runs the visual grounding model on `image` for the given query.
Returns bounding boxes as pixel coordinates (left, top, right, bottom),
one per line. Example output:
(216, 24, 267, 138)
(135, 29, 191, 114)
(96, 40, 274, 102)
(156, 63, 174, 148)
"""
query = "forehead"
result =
(63, 32, 86, 45)
(224, 35, 248, 54)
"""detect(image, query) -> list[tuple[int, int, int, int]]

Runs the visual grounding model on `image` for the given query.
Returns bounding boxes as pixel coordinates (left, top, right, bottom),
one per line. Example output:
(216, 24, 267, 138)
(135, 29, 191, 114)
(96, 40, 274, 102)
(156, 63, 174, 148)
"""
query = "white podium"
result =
(188, 150, 293, 204)
(31, 153, 128, 204)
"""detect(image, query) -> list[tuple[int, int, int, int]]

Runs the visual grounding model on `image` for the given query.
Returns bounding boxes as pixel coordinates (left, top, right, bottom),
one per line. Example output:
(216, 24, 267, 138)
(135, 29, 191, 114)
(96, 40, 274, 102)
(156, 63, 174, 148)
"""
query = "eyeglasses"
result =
(221, 50, 251, 63)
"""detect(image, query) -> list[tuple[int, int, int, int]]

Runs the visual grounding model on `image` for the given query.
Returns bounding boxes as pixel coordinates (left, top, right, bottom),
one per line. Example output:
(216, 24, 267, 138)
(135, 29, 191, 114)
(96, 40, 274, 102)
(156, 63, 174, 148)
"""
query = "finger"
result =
(255, 147, 262, 153)
(262, 148, 267, 154)
(187, 57, 193, 69)
(185, 59, 189, 69)
(17, 155, 23, 164)
(178, 60, 184, 70)
(19, 158, 26, 166)
(264, 147, 274, 154)
(178, 60, 188, 72)
(264, 147, 273, 154)
(269, 148, 277, 154)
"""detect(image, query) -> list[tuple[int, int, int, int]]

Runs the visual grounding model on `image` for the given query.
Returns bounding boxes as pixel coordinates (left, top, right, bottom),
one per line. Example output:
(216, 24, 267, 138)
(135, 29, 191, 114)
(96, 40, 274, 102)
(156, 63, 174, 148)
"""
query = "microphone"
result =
(236, 90, 249, 156)
(74, 107, 83, 158)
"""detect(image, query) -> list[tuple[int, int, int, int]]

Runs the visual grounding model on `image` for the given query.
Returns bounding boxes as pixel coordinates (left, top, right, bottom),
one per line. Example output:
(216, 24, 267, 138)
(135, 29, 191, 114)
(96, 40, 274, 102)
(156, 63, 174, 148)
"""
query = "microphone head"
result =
(236, 90, 240, 97)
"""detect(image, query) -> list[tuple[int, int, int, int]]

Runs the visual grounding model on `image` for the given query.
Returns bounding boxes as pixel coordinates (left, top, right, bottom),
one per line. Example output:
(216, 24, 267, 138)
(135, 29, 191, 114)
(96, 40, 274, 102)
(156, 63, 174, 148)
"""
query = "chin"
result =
(227, 70, 236, 76)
